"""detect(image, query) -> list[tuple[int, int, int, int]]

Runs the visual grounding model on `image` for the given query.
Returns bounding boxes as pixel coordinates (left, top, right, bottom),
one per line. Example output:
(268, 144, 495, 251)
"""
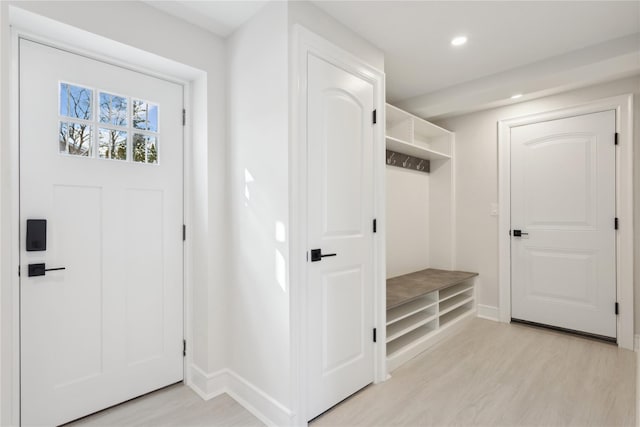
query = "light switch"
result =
(490, 203, 498, 216)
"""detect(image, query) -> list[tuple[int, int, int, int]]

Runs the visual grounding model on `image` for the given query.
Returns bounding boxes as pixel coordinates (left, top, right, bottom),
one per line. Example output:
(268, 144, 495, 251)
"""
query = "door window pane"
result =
(99, 128, 127, 160)
(60, 83, 93, 120)
(133, 100, 159, 132)
(99, 93, 128, 127)
(60, 122, 93, 156)
(133, 134, 158, 164)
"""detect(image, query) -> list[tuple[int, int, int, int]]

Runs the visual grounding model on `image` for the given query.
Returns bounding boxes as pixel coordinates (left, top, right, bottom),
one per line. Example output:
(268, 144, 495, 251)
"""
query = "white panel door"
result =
(20, 39, 184, 426)
(511, 110, 616, 338)
(306, 54, 375, 420)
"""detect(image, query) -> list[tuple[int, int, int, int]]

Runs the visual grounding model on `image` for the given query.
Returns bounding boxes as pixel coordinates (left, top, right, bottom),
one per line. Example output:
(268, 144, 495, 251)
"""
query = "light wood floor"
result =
(67, 385, 264, 427)
(69, 319, 636, 426)
(312, 319, 636, 426)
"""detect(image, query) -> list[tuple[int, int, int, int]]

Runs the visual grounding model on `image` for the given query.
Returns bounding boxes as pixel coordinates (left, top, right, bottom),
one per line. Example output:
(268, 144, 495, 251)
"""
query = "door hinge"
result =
(183, 339, 186, 357)
(615, 218, 619, 230)
(373, 328, 377, 343)
(373, 219, 377, 233)
(18, 265, 21, 277)
(182, 109, 186, 126)
(372, 109, 377, 124)
(183, 224, 186, 241)
(614, 132, 619, 145)
(615, 302, 619, 315)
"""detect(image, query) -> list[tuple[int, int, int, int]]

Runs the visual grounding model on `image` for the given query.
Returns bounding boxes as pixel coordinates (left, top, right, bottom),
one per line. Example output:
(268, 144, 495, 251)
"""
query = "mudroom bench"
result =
(386, 268, 478, 371)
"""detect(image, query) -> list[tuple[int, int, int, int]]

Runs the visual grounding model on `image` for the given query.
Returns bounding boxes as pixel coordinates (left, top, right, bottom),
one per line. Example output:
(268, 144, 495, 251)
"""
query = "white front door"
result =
(306, 54, 376, 420)
(510, 110, 616, 338)
(20, 39, 184, 426)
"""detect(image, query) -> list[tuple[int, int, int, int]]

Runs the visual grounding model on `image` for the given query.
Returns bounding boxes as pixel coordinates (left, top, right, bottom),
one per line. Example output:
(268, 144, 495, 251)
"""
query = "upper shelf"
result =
(387, 103, 452, 140)
(385, 103, 453, 160)
(386, 136, 451, 160)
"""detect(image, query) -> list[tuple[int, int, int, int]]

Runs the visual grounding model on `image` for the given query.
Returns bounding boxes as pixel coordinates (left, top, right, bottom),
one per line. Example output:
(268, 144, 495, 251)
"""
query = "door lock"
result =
(28, 263, 66, 277)
(310, 249, 337, 262)
(512, 230, 529, 237)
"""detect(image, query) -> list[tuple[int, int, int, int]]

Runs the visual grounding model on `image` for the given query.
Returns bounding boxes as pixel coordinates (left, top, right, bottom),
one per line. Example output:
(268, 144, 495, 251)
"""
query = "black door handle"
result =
(512, 230, 529, 237)
(28, 263, 66, 277)
(310, 249, 337, 262)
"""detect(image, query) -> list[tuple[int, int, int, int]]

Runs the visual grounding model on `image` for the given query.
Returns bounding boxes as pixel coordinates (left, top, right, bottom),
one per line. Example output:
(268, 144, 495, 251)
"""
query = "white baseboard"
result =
(189, 364, 229, 400)
(188, 364, 293, 427)
(477, 304, 500, 322)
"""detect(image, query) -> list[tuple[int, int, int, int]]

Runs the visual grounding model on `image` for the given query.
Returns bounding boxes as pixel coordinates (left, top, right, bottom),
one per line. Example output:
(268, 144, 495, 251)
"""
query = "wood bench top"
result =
(387, 268, 479, 309)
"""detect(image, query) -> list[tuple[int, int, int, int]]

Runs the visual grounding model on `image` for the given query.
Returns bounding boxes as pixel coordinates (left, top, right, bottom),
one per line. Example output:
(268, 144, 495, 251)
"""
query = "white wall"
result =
(385, 166, 429, 278)
(436, 75, 640, 327)
(226, 0, 292, 413)
(0, 2, 228, 424)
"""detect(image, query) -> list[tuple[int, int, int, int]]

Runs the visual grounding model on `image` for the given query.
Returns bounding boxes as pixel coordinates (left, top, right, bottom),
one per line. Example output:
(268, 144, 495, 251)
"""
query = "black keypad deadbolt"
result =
(26, 219, 47, 251)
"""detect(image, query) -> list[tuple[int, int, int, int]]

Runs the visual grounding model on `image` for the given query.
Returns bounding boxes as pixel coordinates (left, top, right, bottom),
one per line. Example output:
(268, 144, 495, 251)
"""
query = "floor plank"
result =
(312, 319, 636, 426)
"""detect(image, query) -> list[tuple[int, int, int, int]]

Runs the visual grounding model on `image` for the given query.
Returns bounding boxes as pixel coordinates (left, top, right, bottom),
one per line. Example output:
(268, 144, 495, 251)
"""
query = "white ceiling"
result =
(144, 0, 268, 37)
(312, 1, 640, 103)
(146, 0, 639, 118)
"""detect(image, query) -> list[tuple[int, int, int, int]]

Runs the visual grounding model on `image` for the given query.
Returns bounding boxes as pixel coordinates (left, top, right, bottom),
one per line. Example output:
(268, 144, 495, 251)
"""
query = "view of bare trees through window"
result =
(59, 82, 159, 164)
(59, 83, 93, 156)
(99, 92, 128, 160)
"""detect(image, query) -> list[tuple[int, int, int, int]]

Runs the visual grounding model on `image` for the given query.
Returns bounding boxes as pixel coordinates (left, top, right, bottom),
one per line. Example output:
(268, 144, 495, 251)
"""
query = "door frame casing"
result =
(497, 94, 634, 350)
(290, 25, 386, 425)
(6, 22, 196, 425)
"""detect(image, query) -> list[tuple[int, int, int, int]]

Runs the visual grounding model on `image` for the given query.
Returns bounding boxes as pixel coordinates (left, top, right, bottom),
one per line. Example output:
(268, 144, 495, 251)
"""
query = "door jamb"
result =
(497, 94, 634, 350)
(7, 25, 196, 426)
(290, 25, 387, 425)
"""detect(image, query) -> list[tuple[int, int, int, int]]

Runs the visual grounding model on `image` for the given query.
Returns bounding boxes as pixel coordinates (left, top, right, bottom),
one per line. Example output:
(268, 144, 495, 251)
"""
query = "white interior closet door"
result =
(306, 53, 376, 420)
(20, 39, 184, 426)
(510, 110, 616, 338)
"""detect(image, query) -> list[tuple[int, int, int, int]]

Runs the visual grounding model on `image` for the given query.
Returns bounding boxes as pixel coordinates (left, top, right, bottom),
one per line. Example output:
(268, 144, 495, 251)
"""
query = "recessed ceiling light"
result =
(511, 94, 523, 99)
(451, 36, 468, 46)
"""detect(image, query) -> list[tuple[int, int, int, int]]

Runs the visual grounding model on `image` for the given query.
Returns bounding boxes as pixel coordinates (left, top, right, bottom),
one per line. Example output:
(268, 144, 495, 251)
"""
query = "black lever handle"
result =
(28, 263, 66, 277)
(310, 249, 337, 262)
(512, 230, 529, 237)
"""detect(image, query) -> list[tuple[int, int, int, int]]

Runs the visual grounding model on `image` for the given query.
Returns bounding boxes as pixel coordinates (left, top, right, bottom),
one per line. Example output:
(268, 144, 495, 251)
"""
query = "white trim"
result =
(188, 365, 294, 427)
(290, 25, 386, 425)
(188, 365, 229, 401)
(8, 24, 21, 427)
(476, 304, 500, 322)
(5, 16, 205, 425)
(9, 7, 202, 83)
(498, 94, 634, 350)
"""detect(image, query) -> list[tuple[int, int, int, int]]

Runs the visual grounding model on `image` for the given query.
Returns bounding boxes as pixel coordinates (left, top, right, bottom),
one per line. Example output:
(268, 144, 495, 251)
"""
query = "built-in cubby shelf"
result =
(385, 103, 453, 162)
(387, 310, 437, 343)
(387, 296, 437, 325)
(385, 104, 462, 372)
(386, 269, 478, 372)
(385, 136, 451, 161)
